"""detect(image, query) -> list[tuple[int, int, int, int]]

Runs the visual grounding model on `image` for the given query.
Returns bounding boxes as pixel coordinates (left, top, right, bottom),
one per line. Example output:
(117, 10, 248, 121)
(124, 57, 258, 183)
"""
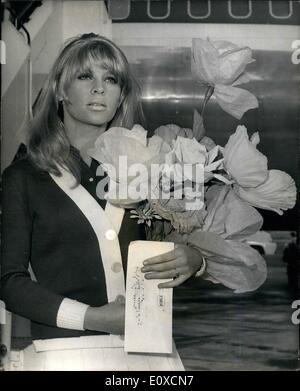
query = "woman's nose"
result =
(91, 81, 104, 95)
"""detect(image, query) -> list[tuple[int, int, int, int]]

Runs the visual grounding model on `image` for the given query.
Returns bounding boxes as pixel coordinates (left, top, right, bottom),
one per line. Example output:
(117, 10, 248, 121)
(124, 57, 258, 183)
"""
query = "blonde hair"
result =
(28, 33, 144, 182)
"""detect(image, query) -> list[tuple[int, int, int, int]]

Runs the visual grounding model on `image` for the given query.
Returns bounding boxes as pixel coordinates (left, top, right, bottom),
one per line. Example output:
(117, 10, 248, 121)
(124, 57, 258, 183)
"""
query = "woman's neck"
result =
(64, 119, 107, 166)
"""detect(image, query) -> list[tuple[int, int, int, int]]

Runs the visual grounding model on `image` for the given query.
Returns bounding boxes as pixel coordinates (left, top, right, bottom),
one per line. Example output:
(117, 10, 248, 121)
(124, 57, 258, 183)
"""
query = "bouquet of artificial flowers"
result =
(89, 38, 296, 294)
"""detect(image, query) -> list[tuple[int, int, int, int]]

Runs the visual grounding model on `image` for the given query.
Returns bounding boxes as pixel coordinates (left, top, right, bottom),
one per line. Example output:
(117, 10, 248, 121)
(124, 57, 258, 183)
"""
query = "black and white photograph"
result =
(0, 0, 299, 374)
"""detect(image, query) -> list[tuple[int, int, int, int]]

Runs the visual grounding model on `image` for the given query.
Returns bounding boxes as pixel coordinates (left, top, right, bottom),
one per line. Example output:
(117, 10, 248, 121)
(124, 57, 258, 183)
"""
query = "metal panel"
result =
(106, 0, 300, 25)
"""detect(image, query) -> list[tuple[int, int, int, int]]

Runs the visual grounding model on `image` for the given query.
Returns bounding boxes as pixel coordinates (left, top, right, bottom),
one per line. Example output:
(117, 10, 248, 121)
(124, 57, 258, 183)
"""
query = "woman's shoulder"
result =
(2, 144, 40, 183)
(3, 158, 33, 177)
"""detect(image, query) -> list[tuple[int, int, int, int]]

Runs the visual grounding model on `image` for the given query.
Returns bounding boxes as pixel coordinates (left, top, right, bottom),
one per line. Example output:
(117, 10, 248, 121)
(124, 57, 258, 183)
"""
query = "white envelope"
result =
(124, 240, 174, 354)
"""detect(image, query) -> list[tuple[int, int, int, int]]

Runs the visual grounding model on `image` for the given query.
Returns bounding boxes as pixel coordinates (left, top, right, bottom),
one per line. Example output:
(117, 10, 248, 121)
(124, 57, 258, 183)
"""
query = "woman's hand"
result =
(83, 295, 125, 335)
(141, 244, 204, 288)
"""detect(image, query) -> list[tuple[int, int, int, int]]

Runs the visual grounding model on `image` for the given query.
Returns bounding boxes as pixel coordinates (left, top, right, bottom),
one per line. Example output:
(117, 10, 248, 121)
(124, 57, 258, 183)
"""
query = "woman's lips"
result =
(87, 102, 107, 111)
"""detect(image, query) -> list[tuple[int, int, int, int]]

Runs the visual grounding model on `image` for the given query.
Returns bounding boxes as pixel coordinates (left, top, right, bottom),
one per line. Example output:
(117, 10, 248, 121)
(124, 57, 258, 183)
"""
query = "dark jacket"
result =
(0, 149, 145, 339)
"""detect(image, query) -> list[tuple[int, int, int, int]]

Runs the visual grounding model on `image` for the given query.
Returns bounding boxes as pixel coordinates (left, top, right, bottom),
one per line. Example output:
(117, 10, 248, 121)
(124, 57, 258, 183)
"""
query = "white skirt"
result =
(12, 335, 185, 371)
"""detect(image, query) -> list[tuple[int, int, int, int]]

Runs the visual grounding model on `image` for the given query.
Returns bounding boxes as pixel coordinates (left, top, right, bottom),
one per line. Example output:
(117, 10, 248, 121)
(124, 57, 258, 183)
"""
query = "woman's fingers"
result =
(158, 275, 189, 289)
(143, 249, 176, 265)
(144, 266, 185, 280)
(142, 244, 186, 266)
(141, 244, 202, 288)
(141, 259, 181, 273)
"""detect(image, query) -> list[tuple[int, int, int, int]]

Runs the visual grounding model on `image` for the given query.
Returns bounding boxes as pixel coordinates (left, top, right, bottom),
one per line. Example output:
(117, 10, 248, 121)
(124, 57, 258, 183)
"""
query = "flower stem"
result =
(201, 86, 214, 117)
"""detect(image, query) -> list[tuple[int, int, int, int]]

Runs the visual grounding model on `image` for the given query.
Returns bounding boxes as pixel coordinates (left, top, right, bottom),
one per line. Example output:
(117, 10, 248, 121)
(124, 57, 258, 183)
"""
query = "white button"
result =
(89, 177, 94, 182)
(111, 263, 122, 273)
(105, 229, 117, 240)
(115, 294, 125, 302)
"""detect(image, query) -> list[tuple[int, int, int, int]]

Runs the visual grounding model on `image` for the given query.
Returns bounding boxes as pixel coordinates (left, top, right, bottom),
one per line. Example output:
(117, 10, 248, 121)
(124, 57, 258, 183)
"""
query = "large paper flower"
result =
(157, 135, 208, 186)
(221, 126, 296, 215)
(235, 170, 297, 215)
(203, 185, 263, 240)
(173, 136, 206, 165)
(222, 125, 268, 188)
(89, 125, 170, 174)
(88, 125, 171, 206)
(192, 38, 258, 119)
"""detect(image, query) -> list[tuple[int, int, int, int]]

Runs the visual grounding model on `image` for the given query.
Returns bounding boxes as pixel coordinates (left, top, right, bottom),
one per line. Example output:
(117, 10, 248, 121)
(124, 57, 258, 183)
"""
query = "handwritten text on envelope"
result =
(124, 241, 174, 354)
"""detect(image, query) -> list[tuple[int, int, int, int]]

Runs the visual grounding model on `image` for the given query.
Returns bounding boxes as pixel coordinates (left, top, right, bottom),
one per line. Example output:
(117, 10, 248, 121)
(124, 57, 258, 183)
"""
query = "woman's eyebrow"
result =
(75, 67, 92, 74)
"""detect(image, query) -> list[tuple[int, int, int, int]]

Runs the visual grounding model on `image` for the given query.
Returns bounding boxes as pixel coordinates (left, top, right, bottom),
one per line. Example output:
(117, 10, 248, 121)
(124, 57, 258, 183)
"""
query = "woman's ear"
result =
(56, 94, 64, 106)
(57, 87, 67, 103)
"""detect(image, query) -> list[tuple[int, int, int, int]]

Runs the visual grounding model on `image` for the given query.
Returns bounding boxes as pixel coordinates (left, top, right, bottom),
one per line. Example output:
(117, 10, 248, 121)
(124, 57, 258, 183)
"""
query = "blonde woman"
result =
(1, 33, 205, 370)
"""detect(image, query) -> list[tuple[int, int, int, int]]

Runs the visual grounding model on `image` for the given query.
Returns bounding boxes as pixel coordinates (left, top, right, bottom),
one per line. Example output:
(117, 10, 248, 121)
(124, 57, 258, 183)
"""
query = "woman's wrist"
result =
(186, 243, 207, 277)
(83, 306, 105, 332)
(195, 256, 207, 277)
(83, 300, 125, 335)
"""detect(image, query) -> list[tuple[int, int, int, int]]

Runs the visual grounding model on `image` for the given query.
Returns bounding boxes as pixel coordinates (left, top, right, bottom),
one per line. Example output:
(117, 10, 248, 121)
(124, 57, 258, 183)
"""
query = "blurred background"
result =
(1, 0, 299, 370)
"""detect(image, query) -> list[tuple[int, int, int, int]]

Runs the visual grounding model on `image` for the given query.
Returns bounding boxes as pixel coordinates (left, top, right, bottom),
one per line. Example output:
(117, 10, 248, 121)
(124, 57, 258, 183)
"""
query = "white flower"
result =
(221, 126, 296, 215)
(205, 145, 224, 172)
(192, 38, 254, 86)
(88, 125, 171, 206)
(161, 136, 207, 185)
(89, 125, 170, 177)
(173, 136, 207, 165)
(235, 170, 297, 215)
(223, 125, 268, 188)
(203, 185, 263, 240)
(191, 38, 258, 119)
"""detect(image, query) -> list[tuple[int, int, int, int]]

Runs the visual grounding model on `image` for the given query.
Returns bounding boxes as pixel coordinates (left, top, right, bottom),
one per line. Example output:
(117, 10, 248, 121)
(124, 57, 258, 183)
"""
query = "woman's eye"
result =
(105, 76, 117, 84)
(77, 73, 93, 80)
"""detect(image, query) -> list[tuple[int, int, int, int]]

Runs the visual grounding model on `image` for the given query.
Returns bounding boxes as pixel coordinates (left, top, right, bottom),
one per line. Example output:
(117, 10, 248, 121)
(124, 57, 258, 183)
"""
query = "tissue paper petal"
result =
(214, 84, 259, 119)
(192, 38, 254, 86)
(223, 125, 268, 187)
(173, 136, 207, 165)
(191, 38, 220, 85)
(235, 170, 297, 215)
(216, 44, 253, 85)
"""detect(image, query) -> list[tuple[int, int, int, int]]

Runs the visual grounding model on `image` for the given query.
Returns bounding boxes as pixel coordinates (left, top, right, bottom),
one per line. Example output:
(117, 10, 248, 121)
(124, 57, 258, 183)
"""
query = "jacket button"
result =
(111, 262, 122, 273)
(105, 229, 116, 240)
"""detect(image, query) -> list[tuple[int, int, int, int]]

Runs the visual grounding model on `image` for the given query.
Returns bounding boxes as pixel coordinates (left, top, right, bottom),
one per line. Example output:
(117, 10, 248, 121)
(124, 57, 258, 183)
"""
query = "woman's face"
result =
(62, 60, 122, 129)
